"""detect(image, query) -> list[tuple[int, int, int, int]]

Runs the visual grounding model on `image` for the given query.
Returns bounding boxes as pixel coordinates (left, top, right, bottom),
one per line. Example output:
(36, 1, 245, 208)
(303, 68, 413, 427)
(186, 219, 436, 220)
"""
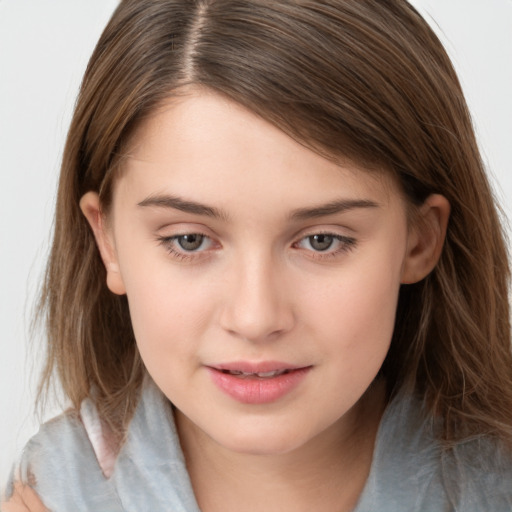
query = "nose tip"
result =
(219, 263, 294, 343)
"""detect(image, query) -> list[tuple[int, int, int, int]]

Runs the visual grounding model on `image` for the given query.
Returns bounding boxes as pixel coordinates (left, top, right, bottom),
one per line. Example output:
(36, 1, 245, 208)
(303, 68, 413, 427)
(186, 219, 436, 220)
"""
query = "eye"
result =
(156, 232, 217, 261)
(305, 234, 335, 251)
(294, 232, 356, 256)
(175, 234, 207, 251)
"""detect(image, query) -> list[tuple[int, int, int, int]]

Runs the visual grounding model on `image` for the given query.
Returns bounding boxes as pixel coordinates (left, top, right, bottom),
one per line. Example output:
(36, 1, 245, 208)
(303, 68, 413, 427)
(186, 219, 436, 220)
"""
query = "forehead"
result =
(114, 90, 403, 213)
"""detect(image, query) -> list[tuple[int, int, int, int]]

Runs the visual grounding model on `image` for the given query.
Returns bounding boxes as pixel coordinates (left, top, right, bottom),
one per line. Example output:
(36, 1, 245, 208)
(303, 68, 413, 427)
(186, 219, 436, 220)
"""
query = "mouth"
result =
(210, 361, 309, 378)
(207, 362, 312, 404)
(219, 368, 292, 379)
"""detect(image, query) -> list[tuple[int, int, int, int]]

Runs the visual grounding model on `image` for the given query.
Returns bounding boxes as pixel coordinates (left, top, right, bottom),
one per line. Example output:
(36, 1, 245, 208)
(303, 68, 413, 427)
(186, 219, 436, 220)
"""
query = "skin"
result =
(1, 483, 48, 512)
(79, 89, 450, 511)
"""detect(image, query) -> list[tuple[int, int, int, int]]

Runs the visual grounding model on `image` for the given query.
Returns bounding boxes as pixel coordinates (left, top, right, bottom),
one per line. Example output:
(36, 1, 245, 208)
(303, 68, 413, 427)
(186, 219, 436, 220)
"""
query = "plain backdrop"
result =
(1, 0, 511, 487)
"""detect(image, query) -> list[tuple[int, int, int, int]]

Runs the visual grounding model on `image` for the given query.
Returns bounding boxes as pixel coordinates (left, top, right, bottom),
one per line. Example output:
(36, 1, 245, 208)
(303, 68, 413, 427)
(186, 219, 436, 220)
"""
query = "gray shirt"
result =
(6, 380, 512, 511)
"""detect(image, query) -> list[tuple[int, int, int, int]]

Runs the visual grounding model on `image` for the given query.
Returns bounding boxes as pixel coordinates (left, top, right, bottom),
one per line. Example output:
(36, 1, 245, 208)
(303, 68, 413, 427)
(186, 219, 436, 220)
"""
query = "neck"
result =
(176, 380, 387, 512)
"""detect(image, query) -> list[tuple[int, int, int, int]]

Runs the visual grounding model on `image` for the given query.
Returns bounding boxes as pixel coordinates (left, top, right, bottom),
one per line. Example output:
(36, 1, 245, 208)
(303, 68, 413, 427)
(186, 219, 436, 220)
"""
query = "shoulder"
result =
(19, 407, 100, 478)
(4, 380, 199, 511)
(2, 410, 95, 511)
(14, 409, 91, 481)
(356, 392, 512, 512)
(4, 404, 122, 511)
(444, 434, 512, 510)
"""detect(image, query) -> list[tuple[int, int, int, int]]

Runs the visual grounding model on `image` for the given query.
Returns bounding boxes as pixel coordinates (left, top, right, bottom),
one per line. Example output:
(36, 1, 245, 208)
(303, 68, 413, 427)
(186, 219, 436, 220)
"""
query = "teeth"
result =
(256, 370, 287, 378)
(224, 369, 289, 378)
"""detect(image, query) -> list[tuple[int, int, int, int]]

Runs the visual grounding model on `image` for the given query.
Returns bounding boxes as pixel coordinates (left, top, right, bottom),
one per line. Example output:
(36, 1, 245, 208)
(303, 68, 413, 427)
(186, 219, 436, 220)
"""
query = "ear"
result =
(401, 194, 451, 284)
(79, 192, 126, 295)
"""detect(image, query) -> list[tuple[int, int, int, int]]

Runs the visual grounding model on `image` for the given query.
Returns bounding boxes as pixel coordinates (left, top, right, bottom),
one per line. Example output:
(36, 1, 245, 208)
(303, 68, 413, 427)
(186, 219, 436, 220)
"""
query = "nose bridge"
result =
(220, 248, 293, 342)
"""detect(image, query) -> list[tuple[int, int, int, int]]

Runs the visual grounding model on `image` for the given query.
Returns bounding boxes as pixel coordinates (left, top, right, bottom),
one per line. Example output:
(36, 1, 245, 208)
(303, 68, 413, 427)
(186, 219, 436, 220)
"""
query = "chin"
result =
(211, 423, 311, 457)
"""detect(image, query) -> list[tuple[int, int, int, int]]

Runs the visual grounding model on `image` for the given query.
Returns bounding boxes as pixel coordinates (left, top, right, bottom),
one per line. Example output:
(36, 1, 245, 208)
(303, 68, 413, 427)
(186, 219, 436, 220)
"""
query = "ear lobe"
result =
(79, 192, 126, 295)
(401, 194, 451, 284)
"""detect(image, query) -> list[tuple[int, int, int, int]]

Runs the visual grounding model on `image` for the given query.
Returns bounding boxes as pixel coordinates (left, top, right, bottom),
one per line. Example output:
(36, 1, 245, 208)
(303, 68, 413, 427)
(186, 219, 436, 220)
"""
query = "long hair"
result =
(38, 0, 512, 446)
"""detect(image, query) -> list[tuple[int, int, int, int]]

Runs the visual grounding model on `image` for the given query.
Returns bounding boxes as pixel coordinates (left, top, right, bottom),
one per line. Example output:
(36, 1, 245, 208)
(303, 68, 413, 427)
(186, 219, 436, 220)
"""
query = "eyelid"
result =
(292, 229, 357, 259)
(155, 230, 220, 262)
(154, 224, 356, 263)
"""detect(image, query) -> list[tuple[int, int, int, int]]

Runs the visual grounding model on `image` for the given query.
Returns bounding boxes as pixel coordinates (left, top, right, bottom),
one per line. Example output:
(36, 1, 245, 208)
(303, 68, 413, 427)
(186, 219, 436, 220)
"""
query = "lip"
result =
(207, 361, 312, 404)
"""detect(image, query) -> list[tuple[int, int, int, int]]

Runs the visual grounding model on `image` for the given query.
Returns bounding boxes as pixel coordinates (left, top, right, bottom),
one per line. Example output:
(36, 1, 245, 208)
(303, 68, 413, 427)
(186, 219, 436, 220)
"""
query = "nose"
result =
(219, 253, 295, 343)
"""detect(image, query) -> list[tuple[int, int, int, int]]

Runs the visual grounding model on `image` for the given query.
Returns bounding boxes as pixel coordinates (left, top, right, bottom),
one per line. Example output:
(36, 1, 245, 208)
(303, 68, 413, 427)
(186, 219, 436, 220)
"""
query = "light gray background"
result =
(1, 0, 511, 487)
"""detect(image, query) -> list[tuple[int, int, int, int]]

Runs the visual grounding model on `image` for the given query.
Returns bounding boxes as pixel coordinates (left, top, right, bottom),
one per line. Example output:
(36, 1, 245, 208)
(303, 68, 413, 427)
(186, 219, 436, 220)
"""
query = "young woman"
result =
(3, 1, 512, 510)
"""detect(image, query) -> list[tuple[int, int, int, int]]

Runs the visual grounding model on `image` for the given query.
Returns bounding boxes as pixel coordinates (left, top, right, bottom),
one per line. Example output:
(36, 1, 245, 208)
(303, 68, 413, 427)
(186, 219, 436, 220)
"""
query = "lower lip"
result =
(207, 367, 311, 404)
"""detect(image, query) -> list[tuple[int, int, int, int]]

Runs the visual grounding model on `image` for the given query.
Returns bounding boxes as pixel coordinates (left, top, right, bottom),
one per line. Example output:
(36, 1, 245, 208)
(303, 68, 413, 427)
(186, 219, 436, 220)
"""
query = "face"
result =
(85, 90, 435, 457)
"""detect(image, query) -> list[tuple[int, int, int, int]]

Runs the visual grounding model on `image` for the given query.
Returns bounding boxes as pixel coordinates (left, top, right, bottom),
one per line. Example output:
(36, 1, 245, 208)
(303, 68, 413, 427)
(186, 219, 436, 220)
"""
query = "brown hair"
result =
(38, 0, 512, 447)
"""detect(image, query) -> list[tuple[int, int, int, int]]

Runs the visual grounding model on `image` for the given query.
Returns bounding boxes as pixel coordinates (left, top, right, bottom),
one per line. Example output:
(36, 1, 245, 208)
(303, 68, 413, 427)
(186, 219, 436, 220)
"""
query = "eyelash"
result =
(293, 232, 357, 259)
(156, 231, 356, 262)
(156, 233, 214, 262)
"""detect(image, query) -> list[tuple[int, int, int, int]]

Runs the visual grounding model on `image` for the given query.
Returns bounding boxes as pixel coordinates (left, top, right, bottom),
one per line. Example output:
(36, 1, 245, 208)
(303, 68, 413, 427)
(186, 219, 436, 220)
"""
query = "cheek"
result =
(128, 279, 208, 335)
(301, 247, 403, 361)
(116, 248, 215, 372)
(125, 277, 214, 397)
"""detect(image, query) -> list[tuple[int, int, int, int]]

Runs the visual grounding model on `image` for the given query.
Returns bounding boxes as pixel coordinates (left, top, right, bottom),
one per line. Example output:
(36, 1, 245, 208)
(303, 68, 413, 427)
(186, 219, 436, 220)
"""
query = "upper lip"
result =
(208, 361, 309, 373)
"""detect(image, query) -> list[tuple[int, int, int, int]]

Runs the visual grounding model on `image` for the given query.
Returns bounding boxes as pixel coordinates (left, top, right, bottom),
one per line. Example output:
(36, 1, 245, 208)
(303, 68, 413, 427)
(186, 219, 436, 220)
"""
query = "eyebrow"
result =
(137, 194, 379, 222)
(289, 199, 380, 220)
(137, 194, 230, 221)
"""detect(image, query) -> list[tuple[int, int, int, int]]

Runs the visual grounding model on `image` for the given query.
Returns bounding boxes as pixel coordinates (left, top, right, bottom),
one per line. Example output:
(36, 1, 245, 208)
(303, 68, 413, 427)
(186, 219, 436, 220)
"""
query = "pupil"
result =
(178, 234, 204, 251)
(310, 234, 333, 251)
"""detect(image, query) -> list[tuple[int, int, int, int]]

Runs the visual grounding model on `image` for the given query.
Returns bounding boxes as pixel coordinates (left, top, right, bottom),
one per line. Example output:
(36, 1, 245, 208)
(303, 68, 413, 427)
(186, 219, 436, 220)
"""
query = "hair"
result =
(38, 0, 512, 448)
